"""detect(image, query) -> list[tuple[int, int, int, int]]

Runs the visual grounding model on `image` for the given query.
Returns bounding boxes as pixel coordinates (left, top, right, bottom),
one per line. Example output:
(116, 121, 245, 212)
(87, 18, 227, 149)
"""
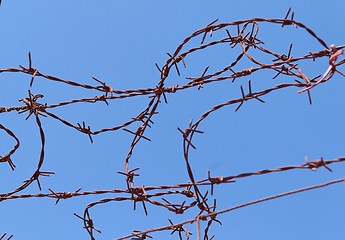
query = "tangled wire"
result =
(0, 8, 344, 240)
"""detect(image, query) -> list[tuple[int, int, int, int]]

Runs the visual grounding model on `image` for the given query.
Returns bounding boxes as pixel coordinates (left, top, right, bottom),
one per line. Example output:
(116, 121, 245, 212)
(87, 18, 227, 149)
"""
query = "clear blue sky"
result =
(0, 1, 344, 239)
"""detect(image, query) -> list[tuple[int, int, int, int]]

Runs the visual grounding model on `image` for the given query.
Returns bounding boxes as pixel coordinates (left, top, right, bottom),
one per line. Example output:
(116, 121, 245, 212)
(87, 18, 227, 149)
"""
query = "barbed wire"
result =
(0, 8, 344, 240)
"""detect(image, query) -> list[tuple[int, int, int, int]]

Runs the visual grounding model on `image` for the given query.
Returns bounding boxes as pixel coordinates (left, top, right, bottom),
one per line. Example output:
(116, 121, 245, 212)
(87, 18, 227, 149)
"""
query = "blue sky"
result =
(0, 1, 344, 239)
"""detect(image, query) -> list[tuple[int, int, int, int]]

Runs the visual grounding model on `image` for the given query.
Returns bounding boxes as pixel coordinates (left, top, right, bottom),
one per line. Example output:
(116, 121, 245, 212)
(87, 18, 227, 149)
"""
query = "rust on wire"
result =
(0, 8, 344, 240)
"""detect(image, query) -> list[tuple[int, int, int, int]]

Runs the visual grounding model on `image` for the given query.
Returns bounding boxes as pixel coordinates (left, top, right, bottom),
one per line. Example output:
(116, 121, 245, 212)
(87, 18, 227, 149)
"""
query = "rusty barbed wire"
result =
(0, 8, 344, 240)
(116, 177, 345, 240)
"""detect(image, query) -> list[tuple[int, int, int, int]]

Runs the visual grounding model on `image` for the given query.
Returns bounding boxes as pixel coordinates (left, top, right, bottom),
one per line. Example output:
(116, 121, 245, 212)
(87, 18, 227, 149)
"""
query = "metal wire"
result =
(0, 8, 344, 240)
